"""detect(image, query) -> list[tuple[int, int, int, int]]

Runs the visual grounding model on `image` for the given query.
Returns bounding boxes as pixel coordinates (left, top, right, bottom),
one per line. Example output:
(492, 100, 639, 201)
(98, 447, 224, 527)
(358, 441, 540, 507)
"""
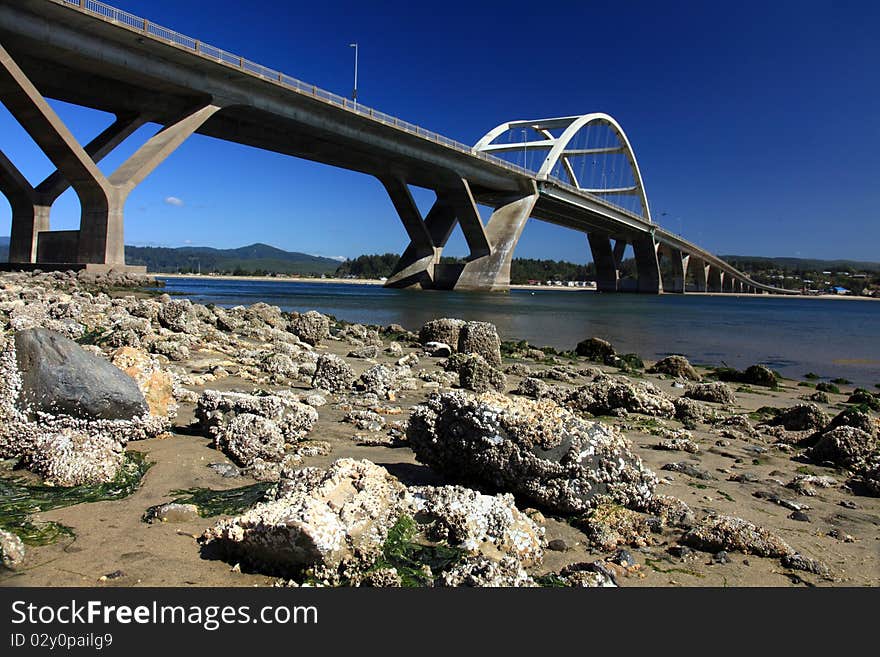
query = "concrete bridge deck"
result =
(0, 0, 792, 295)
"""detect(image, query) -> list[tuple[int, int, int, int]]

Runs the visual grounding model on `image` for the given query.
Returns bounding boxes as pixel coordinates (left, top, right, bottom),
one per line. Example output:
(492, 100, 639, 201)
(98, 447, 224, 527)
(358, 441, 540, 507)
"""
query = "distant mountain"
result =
(0, 238, 339, 273)
(719, 255, 880, 273)
(124, 243, 341, 274)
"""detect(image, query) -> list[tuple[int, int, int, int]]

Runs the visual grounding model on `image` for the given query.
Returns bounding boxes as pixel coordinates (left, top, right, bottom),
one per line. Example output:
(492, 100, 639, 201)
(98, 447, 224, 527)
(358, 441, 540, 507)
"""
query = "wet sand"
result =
(3, 332, 877, 588)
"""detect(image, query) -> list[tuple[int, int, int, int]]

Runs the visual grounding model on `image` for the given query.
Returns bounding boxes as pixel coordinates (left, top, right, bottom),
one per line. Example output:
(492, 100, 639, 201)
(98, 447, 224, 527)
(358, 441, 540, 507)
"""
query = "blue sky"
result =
(1, 0, 877, 263)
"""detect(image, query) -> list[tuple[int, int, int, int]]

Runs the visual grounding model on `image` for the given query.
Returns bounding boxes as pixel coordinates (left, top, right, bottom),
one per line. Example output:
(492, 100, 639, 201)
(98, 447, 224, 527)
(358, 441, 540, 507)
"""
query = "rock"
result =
(244, 302, 287, 330)
(149, 503, 200, 523)
(648, 355, 701, 381)
(208, 462, 241, 478)
(554, 562, 617, 587)
(385, 342, 404, 358)
(357, 364, 401, 399)
(457, 321, 502, 367)
(439, 556, 536, 588)
(423, 341, 452, 358)
(781, 553, 831, 578)
(408, 391, 657, 514)
(288, 311, 330, 346)
(647, 495, 696, 528)
(674, 396, 714, 426)
(742, 364, 778, 387)
(418, 318, 466, 350)
(406, 485, 544, 566)
(563, 376, 675, 418)
(111, 346, 177, 420)
(0, 529, 25, 569)
(157, 299, 199, 334)
(148, 339, 190, 362)
(807, 427, 876, 470)
(547, 539, 569, 552)
(848, 455, 880, 497)
(575, 337, 615, 362)
(196, 390, 318, 470)
(504, 363, 532, 378)
(513, 377, 556, 400)
(311, 354, 355, 393)
(655, 437, 700, 454)
(21, 428, 125, 486)
(347, 345, 379, 359)
(575, 503, 654, 550)
(847, 389, 880, 411)
(14, 328, 147, 421)
(767, 404, 828, 432)
(661, 461, 715, 480)
(684, 382, 735, 405)
(803, 391, 830, 404)
(682, 515, 792, 557)
(201, 459, 407, 574)
(343, 409, 386, 432)
(457, 354, 506, 393)
(823, 408, 877, 438)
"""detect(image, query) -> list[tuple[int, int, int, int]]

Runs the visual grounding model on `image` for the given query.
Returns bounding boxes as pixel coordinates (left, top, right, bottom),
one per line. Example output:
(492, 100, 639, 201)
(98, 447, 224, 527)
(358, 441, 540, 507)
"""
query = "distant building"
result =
(832, 286, 850, 295)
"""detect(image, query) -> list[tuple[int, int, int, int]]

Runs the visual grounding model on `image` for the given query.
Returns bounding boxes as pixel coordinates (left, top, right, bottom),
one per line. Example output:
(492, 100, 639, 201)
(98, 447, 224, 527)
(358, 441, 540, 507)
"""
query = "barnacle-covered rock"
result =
(311, 354, 355, 393)
(457, 321, 502, 367)
(408, 391, 657, 514)
(684, 381, 736, 405)
(288, 310, 330, 346)
(201, 459, 407, 573)
(406, 485, 544, 566)
(563, 375, 675, 418)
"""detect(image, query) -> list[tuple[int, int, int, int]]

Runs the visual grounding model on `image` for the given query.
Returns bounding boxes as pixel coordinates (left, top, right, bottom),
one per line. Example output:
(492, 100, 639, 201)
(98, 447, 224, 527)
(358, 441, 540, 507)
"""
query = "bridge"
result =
(0, 0, 789, 294)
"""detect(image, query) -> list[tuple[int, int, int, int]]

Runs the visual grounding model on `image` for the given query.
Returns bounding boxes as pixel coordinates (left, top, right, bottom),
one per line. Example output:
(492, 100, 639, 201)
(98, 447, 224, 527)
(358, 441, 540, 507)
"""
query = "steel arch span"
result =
(474, 113, 652, 222)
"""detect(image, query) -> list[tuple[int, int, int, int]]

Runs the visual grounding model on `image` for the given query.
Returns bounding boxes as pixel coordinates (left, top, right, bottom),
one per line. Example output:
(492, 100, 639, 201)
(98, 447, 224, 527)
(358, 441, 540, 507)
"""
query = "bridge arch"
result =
(474, 113, 651, 222)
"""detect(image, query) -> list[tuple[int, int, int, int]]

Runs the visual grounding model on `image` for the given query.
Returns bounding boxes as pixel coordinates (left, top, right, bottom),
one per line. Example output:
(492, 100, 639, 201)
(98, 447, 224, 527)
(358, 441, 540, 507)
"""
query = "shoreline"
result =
(155, 273, 875, 300)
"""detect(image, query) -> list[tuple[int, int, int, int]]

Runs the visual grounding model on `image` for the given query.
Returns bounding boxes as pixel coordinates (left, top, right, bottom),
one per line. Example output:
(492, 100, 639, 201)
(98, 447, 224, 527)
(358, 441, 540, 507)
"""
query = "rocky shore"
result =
(0, 269, 877, 587)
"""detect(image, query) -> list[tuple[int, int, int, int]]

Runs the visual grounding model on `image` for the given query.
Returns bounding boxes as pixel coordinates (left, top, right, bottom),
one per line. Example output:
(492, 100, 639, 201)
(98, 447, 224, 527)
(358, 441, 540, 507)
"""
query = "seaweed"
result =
(831, 378, 851, 385)
(0, 451, 152, 545)
(143, 481, 274, 521)
(367, 515, 466, 587)
(803, 372, 821, 380)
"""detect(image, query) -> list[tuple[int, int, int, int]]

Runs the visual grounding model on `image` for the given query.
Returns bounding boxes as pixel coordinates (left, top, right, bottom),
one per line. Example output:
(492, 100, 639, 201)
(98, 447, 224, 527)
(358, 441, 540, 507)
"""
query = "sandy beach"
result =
(0, 270, 877, 588)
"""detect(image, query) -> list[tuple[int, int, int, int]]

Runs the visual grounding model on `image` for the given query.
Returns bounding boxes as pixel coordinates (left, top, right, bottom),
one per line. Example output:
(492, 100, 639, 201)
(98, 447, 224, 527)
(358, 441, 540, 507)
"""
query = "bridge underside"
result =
(0, 0, 780, 295)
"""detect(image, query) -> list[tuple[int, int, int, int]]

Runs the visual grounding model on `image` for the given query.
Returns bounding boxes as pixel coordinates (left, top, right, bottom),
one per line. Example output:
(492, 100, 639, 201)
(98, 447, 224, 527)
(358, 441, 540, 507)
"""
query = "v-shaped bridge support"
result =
(382, 176, 536, 291)
(0, 42, 221, 269)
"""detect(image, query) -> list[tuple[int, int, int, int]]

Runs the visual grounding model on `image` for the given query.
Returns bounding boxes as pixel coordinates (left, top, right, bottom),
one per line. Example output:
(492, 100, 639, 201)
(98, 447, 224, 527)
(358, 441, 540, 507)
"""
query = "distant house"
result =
(832, 286, 850, 295)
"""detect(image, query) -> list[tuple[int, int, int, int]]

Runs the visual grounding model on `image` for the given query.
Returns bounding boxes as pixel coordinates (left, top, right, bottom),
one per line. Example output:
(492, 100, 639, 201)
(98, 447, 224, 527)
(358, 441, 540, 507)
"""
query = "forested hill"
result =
(719, 255, 880, 273)
(124, 243, 341, 275)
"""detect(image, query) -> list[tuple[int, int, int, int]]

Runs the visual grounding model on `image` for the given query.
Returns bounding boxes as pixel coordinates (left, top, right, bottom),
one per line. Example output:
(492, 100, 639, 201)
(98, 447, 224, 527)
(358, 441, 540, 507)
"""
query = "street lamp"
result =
(349, 42, 358, 107)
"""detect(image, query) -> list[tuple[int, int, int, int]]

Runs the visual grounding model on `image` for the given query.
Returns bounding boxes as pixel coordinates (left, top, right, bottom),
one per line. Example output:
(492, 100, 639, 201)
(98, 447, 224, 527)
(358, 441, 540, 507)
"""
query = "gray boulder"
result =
(288, 311, 330, 346)
(575, 337, 615, 362)
(408, 391, 657, 514)
(311, 354, 355, 393)
(684, 381, 736, 405)
(457, 321, 502, 367)
(419, 318, 466, 350)
(14, 328, 147, 421)
(648, 355, 701, 381)
(457, 354, 506, 393)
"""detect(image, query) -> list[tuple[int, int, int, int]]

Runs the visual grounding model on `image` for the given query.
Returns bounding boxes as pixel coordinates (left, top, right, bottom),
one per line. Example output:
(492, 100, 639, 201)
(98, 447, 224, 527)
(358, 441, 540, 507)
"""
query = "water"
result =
(158, 277, 880, 387)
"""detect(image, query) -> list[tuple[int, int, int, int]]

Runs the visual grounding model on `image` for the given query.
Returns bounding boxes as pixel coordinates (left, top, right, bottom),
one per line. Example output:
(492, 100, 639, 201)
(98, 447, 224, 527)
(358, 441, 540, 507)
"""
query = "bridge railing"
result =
(56, 0, 643, 220)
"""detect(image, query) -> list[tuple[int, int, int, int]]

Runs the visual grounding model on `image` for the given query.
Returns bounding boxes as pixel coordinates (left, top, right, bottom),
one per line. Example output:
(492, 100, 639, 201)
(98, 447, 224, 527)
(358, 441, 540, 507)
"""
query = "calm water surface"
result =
(158, 277, 880, 387)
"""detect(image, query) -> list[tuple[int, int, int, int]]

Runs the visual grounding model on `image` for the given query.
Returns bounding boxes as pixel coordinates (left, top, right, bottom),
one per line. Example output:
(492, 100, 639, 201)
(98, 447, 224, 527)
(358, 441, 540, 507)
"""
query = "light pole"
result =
(349, 42, 358, 107)
(521, 128, 527, 169)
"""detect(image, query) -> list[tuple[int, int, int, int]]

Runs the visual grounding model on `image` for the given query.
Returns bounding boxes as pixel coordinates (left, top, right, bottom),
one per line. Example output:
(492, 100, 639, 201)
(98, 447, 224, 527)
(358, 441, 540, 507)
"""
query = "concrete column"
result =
(454, 184, 538, 291)
(382, 177, 446, 289)
(707, 266, 722, 293)
(659, 244, 686, 293)
(733, 279, 743, 293)
(1, 114, 145, 263)
(631, 234, 662, 294)
(722, 274, 734, 293)
(587, 232, 619, 292)
(689, 257, 708, 292)
(1, 43, 219, 267)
